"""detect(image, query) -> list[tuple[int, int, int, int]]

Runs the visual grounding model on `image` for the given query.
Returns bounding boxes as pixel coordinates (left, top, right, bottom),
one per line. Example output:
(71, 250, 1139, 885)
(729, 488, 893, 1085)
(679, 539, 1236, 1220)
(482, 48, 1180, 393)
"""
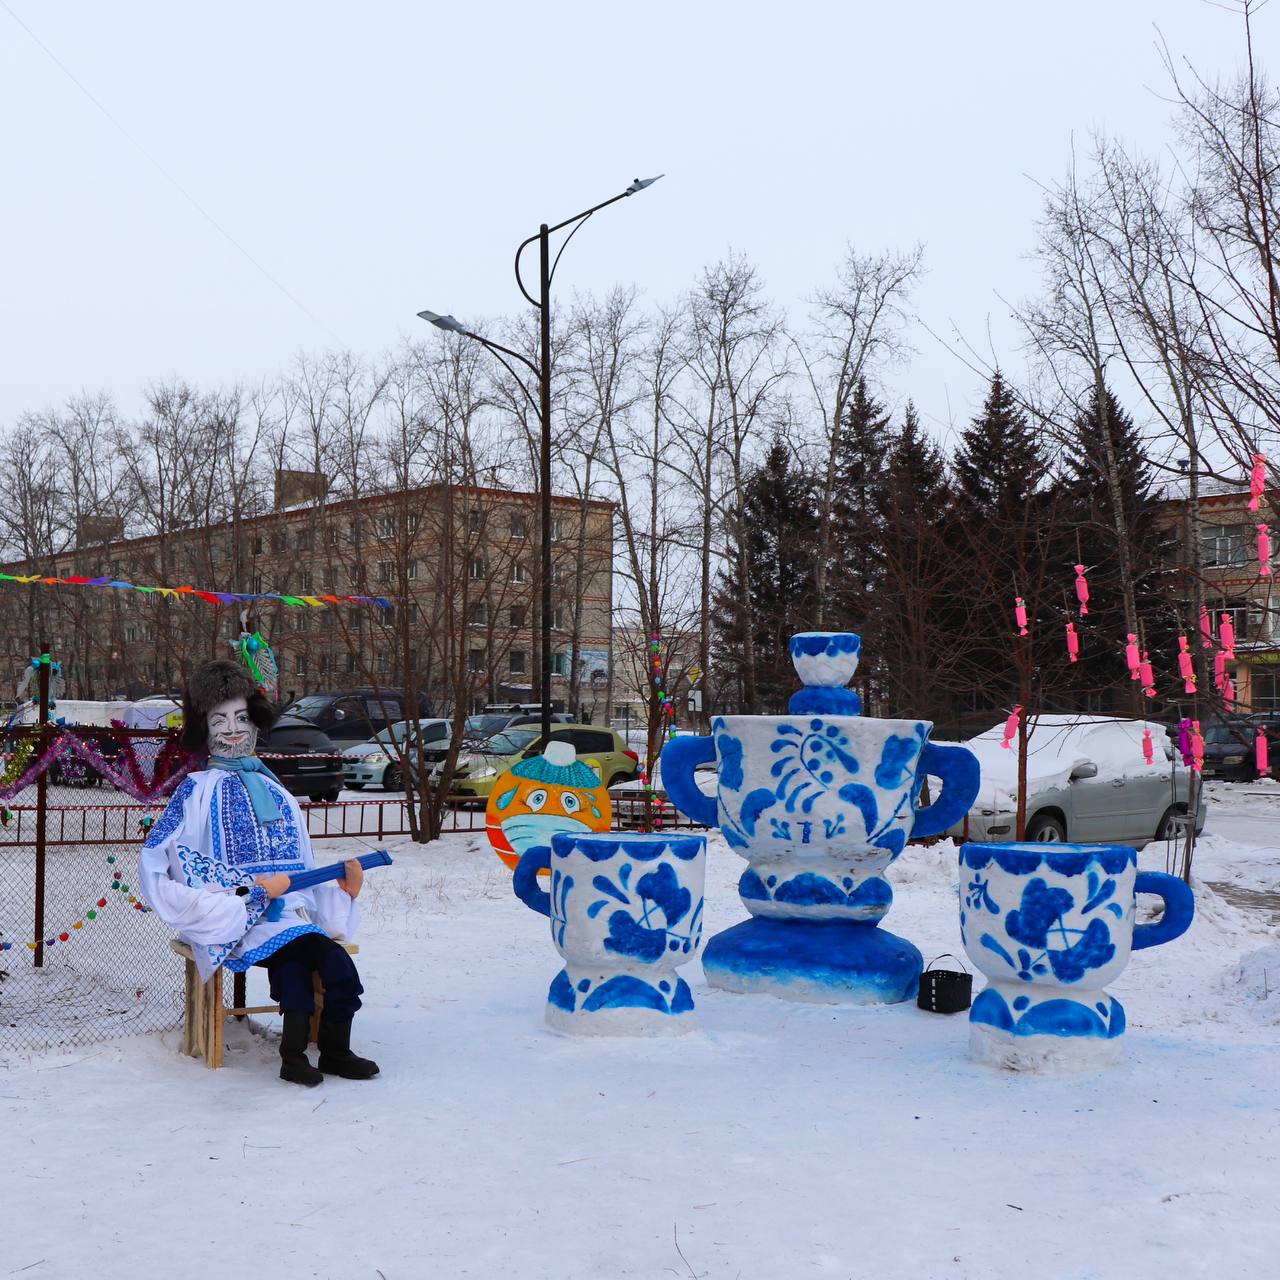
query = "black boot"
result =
(317, 1019, 379, 1079)
(279, 1011, 323, 1087)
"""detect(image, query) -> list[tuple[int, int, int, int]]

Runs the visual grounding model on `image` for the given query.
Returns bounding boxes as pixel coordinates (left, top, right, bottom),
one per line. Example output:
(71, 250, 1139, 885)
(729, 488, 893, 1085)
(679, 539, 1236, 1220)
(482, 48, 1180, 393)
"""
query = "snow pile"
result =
(1221, 944, 1280, 1025)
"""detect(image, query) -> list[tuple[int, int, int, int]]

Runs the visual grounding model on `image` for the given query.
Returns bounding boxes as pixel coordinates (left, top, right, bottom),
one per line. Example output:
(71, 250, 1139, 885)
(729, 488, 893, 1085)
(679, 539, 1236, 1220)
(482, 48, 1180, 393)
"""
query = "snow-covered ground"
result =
(4, 788, 1279, 1279)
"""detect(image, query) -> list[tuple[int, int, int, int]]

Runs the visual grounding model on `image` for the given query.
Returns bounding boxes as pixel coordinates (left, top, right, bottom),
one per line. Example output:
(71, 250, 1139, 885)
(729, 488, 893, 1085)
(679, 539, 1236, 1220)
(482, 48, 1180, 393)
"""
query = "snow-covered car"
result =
(947, 714, 1206, 848)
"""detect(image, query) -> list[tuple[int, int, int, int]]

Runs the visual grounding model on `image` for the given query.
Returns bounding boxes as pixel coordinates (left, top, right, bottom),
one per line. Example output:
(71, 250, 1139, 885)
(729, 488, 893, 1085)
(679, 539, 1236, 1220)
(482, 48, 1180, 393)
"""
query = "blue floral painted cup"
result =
(959, 842, 1195, 1070)
(513, 831, 707, 1036)
(662, 635, 980, 924)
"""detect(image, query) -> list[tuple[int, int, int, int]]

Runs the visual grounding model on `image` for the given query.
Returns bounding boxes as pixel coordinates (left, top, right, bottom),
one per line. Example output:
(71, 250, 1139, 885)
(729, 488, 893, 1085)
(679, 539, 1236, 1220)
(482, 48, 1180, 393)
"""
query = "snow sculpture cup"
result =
(959, 842, 1195, 1070)
(513, 831, 706, 1036)
(661, 632, 981, 1003)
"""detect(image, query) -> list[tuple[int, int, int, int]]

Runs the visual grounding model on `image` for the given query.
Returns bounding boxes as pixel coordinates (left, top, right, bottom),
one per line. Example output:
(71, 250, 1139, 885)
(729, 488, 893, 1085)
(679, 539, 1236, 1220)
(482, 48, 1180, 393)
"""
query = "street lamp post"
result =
(419, 175, 662, 743)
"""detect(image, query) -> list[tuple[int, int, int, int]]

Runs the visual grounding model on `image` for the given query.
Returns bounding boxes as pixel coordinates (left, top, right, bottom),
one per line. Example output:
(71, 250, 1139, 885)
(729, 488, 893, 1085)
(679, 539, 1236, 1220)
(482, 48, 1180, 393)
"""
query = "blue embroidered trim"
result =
(225, 923, 325, 971)
(212, 774, 303, 870)
(143, 777, 197, 849)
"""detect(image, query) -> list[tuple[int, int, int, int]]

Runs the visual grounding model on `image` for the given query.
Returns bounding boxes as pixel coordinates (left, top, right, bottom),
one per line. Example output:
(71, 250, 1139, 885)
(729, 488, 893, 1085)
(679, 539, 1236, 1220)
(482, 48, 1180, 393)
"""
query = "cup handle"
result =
(658, 735, 718, 828)
(512, 845, 552, 917)
(1132, 871, 1195, 950)
(909, 742, 981, 840)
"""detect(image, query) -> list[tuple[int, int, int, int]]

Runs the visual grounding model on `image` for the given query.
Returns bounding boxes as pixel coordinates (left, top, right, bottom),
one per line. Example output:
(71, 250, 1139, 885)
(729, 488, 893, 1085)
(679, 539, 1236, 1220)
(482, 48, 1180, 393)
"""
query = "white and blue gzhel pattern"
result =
(514, 832, 707, 1036)
(959, 842, 1194, 1070)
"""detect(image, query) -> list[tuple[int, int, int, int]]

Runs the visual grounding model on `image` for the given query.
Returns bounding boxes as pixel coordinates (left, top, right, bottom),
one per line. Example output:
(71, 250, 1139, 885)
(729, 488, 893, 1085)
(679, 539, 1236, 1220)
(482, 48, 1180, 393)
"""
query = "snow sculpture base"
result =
(970, 1020, 1123, 1072)
(545, 967, 695, 1037)
(702, 917, 922, 1005)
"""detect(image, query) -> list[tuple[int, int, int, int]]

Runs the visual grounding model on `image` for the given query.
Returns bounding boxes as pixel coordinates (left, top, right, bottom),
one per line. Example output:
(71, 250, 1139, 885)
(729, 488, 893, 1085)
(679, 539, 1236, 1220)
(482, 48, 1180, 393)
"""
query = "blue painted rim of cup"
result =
(789, 632, 861, 658)
(550, 831, 707, 862)
(959, 841, 1136, 876)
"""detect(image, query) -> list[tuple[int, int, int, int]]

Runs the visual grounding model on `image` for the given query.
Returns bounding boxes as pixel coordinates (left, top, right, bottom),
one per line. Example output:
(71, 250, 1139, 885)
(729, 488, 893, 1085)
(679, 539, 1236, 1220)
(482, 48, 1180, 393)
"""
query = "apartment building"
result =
(0, 475, 614, 716)
(1159, 475, 1280, 712)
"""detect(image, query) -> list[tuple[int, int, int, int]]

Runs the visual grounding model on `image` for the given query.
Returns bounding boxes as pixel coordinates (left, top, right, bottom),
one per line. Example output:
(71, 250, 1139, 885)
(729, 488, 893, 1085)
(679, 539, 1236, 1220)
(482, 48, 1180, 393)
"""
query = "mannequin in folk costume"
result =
(138, 660, 378, 1086)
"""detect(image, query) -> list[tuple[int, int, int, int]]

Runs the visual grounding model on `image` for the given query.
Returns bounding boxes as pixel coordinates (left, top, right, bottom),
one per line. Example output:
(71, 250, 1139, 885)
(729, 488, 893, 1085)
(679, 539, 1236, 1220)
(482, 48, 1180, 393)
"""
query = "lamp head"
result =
(625, 174, 664, 195)
(416, 310, 467, 333)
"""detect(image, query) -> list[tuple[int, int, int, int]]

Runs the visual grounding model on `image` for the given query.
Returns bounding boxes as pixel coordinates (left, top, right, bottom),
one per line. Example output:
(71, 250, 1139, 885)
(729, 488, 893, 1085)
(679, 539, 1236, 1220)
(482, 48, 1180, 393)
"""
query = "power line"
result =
(1, 0, 343, 345)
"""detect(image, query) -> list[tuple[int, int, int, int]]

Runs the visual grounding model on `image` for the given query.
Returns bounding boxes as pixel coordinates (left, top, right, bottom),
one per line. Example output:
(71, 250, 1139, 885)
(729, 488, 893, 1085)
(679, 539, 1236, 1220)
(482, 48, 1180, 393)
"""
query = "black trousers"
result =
(256, 932, 364, 1022)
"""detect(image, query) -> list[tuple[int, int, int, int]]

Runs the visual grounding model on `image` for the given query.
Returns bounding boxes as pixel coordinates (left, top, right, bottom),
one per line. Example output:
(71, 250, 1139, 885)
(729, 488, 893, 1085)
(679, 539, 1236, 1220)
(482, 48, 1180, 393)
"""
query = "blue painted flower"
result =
(718, 732, 745, 792)
(874, 730, 923, 789)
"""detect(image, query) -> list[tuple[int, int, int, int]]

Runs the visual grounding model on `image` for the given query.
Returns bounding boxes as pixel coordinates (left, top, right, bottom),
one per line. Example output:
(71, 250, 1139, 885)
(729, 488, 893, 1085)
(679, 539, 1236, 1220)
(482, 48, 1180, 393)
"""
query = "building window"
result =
(468, 647, 485, 674)
(293, 529, 311, 551)
(509, 649, 528, 676)
(469, 557, 485, 580)
(552, 605, 568, 630)
(377, 560, 393, 584)
(345, 652, 358, 675)
(407, 560, 419, 581)
(299, 571, 313, 593)
(317, 654, 329, 675)
(377, 652, 391, 674)
(271, 532, 287, 553)
(551, 651, 569, 676)
(469, 600, 488, 626)
(1201, 523, 1249, 568)
(1253, 671, 1280, 711)
(550, 562, 565, 586)
(510, 562, 528, 584)
(510, 512, 528, 540)
(468, 508, 483, 534)
(510, 604, 526, 629)
(294, 612, 309, 633)
(327, 525, 339, 547)
(550, 517, 565, 542)
(295, 654, 308, 675)
(251, 537, 263, 555)
(348, 607, 364, 630)
(407, 513, 419, 534)
(376, 515, 395, 540)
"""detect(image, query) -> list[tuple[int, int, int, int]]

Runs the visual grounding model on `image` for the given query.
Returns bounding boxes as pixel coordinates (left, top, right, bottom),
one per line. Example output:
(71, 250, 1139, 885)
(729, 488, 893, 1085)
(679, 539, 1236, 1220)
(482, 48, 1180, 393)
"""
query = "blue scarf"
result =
(209, 755, 284, 826)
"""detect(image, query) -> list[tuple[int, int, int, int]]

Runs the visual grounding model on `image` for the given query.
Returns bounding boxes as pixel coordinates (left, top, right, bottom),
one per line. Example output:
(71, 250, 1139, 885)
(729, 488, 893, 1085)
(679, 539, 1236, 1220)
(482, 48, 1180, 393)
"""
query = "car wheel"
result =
(383, 765, 402, 792)
(1154, 806, 1184, 842)
(1025, 813, 1067, 842)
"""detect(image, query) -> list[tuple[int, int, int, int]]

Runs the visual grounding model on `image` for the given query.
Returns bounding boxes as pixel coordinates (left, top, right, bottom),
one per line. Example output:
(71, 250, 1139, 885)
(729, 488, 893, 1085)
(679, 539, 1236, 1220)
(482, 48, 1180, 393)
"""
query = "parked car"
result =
(947, 714, 1206, 848)
(1201, 714, 1280, 781)
(282, 689, 432, 748)
(411, 711, 574, 769)
(262, 714, 344, 803)
(343, 718, 451, 791)
(429, 723, 641, 800)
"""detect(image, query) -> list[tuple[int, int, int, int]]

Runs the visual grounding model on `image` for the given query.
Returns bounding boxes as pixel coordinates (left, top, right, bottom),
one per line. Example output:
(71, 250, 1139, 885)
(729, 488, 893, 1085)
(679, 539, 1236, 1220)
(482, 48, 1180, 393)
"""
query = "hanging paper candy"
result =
(1256, 728, 1270, 777)
(1213, 649, 1227, 691)
(1190, 721, 1205, 773)
(1249, 453, 1267, 512)
(1073, 564, 1090, 616)
(1142, 727, 1155, 766)
(1000, 705, 1021, 750)
(1259, 524, 1273, 577)
(1224, 676, 1237, 710)
(1065, 621, 1079, 663)
(1014, 597, 1029, 636)
(1176, 636, 1196, 694)
(1219, 613, 1236, 659)
(1124, 633, 1141, 680)
(1200, 605, 1214, 649)
(1139, 651, 1155, 698)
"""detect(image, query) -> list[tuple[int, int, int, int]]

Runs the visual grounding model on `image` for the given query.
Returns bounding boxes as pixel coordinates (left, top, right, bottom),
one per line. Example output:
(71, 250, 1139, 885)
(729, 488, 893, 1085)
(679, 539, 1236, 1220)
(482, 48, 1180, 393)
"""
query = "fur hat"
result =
(180, 659, 276, 752)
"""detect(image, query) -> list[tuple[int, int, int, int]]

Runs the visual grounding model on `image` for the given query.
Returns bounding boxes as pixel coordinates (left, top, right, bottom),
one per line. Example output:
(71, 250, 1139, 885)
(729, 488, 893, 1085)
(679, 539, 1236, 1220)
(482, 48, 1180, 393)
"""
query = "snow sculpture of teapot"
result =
(661, 632, 981, 1003)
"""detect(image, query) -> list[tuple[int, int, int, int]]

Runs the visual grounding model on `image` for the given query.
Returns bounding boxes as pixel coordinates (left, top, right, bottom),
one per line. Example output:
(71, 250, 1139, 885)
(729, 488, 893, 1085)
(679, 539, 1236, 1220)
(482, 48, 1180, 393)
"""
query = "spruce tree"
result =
(713, 442, 819, 713)
(952, 370, 1049, 515)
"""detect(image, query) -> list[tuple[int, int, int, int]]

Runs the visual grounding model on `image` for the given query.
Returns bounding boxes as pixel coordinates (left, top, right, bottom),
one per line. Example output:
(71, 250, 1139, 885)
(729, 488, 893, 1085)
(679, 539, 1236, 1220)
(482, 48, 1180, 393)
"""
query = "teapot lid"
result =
(788, 632, 862, 715)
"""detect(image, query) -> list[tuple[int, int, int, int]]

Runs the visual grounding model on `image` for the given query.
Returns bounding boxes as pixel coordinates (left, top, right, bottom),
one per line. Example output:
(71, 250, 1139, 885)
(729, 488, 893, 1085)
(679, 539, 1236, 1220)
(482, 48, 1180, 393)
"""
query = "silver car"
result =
(948, 715, 1206, 848)
(342, 718, 451, 791)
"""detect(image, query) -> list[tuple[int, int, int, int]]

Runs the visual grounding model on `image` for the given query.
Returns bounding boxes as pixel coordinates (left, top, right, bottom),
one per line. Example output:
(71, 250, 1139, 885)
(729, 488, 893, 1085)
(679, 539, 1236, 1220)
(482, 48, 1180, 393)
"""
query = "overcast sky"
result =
(0, 1, 1269, 447)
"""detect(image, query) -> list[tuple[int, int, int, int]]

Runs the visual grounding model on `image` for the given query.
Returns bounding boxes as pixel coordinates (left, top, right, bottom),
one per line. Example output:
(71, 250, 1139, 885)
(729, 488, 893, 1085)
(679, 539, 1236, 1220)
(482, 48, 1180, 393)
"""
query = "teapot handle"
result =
(909, 742, 981, 840)
(659, 735, 719, 828)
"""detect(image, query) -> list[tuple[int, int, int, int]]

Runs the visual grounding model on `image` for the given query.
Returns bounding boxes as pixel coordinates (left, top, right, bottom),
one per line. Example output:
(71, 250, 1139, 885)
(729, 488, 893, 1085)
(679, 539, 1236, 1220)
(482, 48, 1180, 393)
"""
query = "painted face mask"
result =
(207, 696, 257, 759)
(485, 739, 612, 870)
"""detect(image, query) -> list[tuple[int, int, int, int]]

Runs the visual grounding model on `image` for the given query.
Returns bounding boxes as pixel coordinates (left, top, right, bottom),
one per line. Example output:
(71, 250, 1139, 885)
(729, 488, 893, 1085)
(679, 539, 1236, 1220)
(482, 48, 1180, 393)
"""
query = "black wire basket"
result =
(916, 953, 972, 1014)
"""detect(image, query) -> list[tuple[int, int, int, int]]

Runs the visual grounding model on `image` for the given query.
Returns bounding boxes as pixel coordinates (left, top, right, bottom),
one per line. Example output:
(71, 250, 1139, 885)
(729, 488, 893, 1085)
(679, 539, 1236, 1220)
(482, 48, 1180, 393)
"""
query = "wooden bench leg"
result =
(181, 958, 198, 1058)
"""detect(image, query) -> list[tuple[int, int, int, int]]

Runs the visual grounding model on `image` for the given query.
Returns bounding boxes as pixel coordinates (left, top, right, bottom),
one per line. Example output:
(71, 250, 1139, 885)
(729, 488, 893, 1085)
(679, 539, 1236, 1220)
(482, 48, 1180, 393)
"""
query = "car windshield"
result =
(1205, 723, 1249, 745)
(482, 729, 539, 756)
(466, 714, 510, 739)
(285, 696, 331, 719)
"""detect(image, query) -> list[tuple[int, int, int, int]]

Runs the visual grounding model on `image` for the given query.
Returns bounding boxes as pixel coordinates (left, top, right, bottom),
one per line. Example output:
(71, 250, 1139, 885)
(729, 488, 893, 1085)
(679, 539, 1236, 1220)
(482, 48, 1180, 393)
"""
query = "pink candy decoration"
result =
(1224, 677, 1237, 710)
(1001, 705, 1022, 750)
(1259, 524, 1273, 577)
(1213, 649, 1227, 690)
(1219, 613, 1236, 658)
(1014, 597, 1029, 636)
(1142, 728, 1155, 766)
(1200, 605, 1214, 649)
(1124, 633, 1140, 679)
(1139, 651, 1155, 698)
(1177, 635, 1196, 693)
(1065, 621, 1079, 663)
(1074, 564, 1090, 616)
(1249, 453, 1266, 512)
(1257, 729, 1270, 776)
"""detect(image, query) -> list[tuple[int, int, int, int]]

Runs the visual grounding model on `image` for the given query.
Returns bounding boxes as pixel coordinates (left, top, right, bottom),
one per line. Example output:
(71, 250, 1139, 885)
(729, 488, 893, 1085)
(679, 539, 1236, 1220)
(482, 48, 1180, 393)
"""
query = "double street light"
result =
(419, 175, 663, 742)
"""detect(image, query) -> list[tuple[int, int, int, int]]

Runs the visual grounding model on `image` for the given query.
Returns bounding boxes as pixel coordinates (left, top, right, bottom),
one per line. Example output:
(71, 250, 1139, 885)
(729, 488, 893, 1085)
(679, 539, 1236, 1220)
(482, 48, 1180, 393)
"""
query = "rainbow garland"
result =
(0, 571, 391, 611)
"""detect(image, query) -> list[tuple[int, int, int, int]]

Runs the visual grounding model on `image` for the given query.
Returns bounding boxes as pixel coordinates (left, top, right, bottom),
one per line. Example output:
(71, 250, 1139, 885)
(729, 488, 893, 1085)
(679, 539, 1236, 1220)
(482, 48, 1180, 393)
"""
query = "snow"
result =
(4, 787, 1280, 1279)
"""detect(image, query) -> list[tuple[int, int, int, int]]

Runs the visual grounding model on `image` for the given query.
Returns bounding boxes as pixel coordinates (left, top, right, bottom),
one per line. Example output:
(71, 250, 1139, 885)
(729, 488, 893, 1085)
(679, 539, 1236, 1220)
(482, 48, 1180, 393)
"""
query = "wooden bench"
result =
(169, 938, 359, 1069)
